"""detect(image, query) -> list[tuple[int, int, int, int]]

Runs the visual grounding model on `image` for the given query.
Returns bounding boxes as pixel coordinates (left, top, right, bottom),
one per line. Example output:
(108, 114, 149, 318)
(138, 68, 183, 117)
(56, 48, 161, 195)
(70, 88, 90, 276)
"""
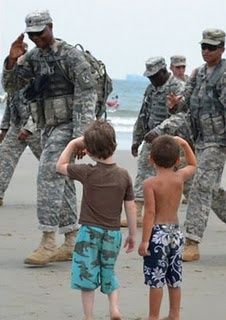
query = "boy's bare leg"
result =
(81, 290, 95, 320)
(108, 289, 122, 320)
(148, 287, 163, 320)
(164, 286, 181, 320)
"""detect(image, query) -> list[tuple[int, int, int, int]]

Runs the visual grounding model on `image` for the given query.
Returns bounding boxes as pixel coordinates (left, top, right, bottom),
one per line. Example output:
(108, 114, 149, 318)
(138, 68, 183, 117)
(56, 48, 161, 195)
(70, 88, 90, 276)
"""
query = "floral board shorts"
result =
(143, 224, 185, 288)
(71, 225, 122, 294)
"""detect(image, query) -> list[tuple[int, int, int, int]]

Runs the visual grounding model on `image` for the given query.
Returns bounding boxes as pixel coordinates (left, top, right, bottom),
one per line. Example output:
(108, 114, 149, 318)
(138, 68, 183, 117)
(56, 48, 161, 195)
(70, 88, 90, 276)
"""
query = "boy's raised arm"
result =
(174, 136, 197, 181)
(56, 137, 85, 175)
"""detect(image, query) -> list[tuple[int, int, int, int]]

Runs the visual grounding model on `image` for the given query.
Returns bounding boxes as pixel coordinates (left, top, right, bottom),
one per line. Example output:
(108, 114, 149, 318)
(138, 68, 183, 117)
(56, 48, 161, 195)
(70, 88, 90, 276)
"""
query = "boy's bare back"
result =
(144, 136, 196, 225)
(139, 135, 196, 257)
(144, 169, 185, 225)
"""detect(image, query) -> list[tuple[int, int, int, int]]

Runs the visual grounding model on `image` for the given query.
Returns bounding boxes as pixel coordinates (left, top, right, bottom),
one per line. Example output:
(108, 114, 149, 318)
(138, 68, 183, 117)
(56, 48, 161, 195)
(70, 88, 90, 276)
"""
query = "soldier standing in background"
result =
(145, 28, 226, 262)
(170, 55, 189, 82)
(2, 10, 97, 265)
(170, 54, 193, 204)
(121, 57, 184, 227)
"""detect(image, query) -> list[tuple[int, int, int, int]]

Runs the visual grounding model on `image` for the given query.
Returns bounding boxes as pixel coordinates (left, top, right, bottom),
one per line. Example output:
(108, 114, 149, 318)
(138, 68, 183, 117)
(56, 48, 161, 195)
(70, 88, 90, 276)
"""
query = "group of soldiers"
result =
(127, 28, 226, 262)
(1, 9, 226, 265)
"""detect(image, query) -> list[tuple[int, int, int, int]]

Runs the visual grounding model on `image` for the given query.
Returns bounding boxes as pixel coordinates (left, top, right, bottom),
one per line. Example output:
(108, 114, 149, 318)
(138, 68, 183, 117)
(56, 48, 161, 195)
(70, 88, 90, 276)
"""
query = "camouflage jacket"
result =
(133, 74, 184, 145)
(154, 59, 226, 148)
(2, 39, 97, 137)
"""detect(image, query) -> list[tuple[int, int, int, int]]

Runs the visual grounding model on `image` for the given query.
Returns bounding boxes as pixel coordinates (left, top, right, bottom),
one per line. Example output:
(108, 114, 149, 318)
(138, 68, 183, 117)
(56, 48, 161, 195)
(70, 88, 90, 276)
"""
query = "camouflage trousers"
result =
(134, 142, 155, 201)
(185, 146, 226, 242)
(0, 124, 42, 199)
(37, 122, 77, 233)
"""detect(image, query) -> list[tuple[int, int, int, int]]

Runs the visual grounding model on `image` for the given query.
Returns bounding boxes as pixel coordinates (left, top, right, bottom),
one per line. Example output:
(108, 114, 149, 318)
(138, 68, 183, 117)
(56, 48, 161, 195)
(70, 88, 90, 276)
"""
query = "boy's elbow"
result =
(56, 163, 66, 175)
(56, 163, 61, 174)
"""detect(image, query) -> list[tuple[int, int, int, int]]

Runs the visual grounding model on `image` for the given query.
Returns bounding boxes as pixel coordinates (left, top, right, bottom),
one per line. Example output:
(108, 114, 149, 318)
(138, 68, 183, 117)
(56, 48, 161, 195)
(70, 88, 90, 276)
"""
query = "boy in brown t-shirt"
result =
(56, 120, 136, 320)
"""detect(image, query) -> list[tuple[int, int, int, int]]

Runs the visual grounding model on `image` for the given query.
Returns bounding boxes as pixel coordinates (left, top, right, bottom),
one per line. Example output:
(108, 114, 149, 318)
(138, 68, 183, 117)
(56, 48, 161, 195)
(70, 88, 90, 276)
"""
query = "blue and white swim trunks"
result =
(143, 224, 185, 288)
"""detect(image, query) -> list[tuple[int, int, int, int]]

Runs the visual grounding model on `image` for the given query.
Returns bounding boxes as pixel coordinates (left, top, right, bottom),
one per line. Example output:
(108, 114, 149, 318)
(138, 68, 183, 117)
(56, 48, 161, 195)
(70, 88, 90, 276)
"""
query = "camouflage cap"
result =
(200, 28, 225, 45)
(170, 55, 186, 66)
(143, 56, 166, 77)
(25, 10, 52, 33)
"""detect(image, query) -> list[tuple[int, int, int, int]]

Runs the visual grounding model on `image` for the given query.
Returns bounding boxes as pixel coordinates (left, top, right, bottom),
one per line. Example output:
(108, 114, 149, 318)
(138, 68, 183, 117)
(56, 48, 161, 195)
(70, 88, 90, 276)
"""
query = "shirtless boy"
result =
(138, 135, 197, 320)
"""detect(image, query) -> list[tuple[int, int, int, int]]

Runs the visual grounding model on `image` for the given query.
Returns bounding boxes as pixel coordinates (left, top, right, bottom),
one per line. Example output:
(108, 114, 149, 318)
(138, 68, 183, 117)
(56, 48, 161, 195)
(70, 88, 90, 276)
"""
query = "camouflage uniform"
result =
(170, 55, 189, 83)
(170, 55, 193, 200)
(0, 53, 42, 202)
(133, 57, 184, 201)
(151, 30, 226, 243)
(2, 40, 96, 234)
(0, 100, 41, 200)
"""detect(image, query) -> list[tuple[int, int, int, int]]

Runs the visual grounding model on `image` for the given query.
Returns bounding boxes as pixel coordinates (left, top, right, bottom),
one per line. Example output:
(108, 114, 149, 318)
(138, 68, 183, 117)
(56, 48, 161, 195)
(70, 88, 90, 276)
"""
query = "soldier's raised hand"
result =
(167, 93, 182, 110)
(7, 34, 27, 69)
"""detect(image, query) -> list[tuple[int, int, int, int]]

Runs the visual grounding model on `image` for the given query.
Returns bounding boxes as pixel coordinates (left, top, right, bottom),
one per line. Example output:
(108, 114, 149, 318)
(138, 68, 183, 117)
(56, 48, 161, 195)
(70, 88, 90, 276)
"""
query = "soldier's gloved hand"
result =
(18, 129, 31, 141)
(144, 130, 159, 143)
(131, 142, 140, 157)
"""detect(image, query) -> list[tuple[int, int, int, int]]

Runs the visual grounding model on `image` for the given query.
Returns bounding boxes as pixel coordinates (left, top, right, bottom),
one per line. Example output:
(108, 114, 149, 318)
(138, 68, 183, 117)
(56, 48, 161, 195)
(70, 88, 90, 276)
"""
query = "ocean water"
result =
(107, 79, 148, 149)
(0, 79, 148, 150)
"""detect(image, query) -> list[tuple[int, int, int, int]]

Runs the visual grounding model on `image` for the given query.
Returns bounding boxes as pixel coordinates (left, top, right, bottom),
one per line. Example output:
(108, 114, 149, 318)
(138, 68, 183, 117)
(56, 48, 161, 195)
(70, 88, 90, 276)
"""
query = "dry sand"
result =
(0, 148, 226, 320)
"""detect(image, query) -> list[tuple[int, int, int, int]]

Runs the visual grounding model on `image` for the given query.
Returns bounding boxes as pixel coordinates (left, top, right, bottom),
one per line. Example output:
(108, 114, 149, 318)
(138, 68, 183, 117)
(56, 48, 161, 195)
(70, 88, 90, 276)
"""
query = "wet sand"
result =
(0, 148, 226, 319)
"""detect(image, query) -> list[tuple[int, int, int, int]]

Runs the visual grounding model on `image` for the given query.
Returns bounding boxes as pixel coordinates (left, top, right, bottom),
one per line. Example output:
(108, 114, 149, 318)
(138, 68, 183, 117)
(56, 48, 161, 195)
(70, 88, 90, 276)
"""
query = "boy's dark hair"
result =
(84, 120, 117, 159)
(151, 135, 180, 168)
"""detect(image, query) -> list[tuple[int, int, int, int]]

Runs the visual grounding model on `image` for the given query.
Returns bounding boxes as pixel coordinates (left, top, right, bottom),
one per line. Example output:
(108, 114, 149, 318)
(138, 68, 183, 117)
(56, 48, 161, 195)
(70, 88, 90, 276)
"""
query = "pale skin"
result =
(57, 137, 137, 320)
(138, 136, 197, 320)
(170, 65, 186, 81)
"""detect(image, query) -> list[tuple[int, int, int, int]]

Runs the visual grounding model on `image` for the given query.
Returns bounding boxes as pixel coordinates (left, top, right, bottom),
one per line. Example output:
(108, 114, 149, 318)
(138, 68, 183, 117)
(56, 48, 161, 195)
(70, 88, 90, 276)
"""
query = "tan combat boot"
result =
(0, 198, 3, 206)
(182, 238, 200, 262)
(24, 231, 57, 265)
(50, 230, 76, 262)
(121, 200, 143, 227)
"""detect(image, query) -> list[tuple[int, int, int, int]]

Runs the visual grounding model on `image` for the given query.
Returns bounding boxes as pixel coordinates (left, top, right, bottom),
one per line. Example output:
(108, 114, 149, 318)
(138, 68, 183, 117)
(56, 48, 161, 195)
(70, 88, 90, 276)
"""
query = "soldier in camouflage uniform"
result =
(121, 57, 184, 227)
(170, 55, 189, 82)
(0, 51, 42, 207)
(2, 10, 97, 265)
(145, 29, 226, 262)
(170, 55, 193, 203)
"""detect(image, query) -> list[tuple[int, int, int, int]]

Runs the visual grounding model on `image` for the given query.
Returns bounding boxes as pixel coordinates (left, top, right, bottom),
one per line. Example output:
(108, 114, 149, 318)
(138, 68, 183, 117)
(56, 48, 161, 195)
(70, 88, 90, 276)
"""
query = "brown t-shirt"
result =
(67, 162, 134, 230)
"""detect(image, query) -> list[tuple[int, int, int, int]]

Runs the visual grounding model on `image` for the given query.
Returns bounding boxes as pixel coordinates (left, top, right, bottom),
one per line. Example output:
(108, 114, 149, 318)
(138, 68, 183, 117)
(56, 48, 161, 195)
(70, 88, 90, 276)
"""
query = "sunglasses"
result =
(27, 28, 46, 38)
(201, 43, 219, 51)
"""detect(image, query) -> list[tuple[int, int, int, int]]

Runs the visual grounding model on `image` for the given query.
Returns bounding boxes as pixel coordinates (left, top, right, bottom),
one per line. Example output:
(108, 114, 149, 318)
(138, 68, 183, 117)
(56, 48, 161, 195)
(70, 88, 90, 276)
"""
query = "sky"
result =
(1, 0, 226, 79)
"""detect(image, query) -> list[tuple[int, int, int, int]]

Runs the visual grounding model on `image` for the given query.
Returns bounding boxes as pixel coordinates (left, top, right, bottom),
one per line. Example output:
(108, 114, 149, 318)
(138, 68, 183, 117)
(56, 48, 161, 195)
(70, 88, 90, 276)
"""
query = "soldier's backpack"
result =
(75, 44, 113, 119)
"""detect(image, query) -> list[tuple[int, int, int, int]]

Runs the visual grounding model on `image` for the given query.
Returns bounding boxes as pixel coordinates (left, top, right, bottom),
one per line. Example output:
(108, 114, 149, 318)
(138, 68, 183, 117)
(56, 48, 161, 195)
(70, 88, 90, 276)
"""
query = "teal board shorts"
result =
(71, 225, 122, 294)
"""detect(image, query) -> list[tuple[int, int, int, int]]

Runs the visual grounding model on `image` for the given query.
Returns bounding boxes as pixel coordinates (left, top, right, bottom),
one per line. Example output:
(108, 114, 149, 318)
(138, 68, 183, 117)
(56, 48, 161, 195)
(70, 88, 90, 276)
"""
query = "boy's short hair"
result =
(84, 120, 117, 159)
(151, 135, 180, 168)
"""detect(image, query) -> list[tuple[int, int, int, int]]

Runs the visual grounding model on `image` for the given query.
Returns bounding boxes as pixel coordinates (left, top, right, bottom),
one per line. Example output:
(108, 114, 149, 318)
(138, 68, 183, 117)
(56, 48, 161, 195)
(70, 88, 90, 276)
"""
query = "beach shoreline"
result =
(1, 148, 226, 319)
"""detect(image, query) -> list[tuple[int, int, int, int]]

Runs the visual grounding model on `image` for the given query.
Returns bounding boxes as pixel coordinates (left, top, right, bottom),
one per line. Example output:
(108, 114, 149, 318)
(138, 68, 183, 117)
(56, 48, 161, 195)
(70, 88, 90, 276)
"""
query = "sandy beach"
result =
(0, 148, 226, 320)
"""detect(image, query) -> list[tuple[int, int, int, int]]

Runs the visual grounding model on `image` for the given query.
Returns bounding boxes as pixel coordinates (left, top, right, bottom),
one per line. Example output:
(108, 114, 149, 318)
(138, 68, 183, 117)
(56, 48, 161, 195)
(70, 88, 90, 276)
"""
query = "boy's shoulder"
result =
(114, 164, 132, 177)
(143, 175, 156, 189)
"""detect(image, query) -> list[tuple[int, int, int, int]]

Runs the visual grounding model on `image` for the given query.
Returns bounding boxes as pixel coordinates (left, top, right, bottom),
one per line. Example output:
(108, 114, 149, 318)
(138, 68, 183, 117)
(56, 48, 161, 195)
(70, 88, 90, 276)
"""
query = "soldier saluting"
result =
(2, 10, 97, 265)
